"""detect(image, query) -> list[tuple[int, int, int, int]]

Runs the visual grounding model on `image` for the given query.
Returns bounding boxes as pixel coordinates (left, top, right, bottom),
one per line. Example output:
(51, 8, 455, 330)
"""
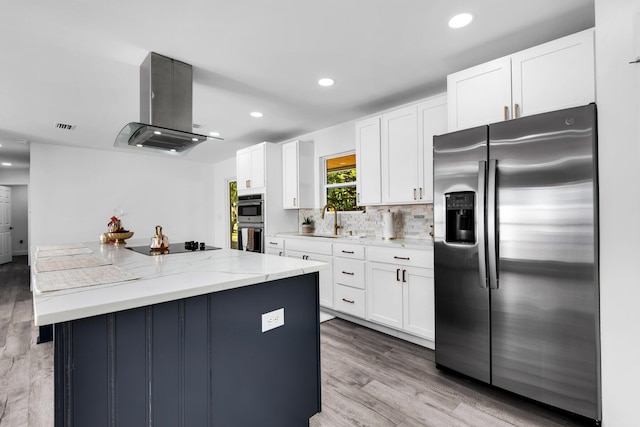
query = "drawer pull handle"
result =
(269, 241, 279, 245)
(342, 298, 355, 304)
(402, 269, 407, 283)
(396, 268, 401, 282)
(341, 250, 355, 254)
(394, 256, 410, 260)
(341, 271, 355, 275)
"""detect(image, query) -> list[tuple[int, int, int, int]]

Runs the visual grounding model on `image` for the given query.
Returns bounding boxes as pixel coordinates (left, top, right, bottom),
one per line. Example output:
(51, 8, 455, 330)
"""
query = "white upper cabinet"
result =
(511, 29, 595, 118)
(237, 143, 266, 194)
(448, 57, 512, 131)
(417, 95, 447, 203)
(282, 140, 313, 209)
(381, 105, 418, 204)
(379, 94, 447, 204)
(448, 28, 595, 132)
(355, 116, 382, 205)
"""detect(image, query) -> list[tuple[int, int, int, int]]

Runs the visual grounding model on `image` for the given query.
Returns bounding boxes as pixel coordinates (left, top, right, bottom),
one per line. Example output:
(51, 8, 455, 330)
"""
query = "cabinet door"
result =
(237, 144, 265, 193)
(355, 117, 382, 205)
(402, 266, 434, 340)
(447, 57, 512, 131)
(287, 250, 333, 309)
(249, 145, 265, 190)
(282, 141, 299, 208)
(366, 262, 403, 329)
(236, 149, 252, 192)
(417, 96, 447, 203)
(381, 106, 418, 204)
(511, 29, 594, 118)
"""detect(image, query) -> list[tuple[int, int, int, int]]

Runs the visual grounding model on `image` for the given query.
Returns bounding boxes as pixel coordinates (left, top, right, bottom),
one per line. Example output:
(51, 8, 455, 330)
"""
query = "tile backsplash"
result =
(299, 204, 433, 240)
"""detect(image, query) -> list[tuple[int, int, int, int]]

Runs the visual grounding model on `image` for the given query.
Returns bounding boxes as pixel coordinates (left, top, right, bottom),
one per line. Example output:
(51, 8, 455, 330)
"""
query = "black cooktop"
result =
(127, 243, 221, 256)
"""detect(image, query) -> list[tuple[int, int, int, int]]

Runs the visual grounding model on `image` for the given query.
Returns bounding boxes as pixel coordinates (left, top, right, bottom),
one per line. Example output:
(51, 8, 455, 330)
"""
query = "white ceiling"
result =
(0, 0, 594, 169)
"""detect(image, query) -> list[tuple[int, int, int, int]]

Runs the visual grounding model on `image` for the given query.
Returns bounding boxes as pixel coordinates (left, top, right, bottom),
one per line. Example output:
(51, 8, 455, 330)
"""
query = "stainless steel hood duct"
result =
(114, 52, 221, 154)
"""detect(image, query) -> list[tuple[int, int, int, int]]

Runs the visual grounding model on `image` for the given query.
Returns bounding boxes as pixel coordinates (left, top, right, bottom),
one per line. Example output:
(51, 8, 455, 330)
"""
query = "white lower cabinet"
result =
(265, 237, 284, 256)
(285, 239, 333, 308)
(332, 243, 366, 319)
(366, 247, 434, 340)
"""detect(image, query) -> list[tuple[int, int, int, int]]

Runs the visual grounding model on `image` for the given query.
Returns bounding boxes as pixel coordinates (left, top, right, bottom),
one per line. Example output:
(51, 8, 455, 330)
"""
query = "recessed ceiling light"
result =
(170, 149, 177, 152)
(154, 130, 162, 135)
(250, 111, 264, 118)
(318, 78, 335, 87)
(209, 131, 221, 137)
(191, 137, 199, 142)
(136, 144, 143, 148)
(449, 13, 473, 29)
(2, 163, 12, 166)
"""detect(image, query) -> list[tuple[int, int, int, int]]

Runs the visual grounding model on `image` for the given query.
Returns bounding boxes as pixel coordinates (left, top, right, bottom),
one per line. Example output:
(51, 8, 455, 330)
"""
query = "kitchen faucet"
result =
(321, 203, 341, 235)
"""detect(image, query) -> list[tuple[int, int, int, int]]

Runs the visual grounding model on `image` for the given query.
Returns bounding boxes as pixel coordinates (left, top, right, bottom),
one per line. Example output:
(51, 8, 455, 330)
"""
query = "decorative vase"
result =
(301, 224, 314, 234)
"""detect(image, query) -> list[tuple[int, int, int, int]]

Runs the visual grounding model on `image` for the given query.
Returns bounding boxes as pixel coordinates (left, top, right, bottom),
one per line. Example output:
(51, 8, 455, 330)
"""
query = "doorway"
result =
(229, 180, 238, 249)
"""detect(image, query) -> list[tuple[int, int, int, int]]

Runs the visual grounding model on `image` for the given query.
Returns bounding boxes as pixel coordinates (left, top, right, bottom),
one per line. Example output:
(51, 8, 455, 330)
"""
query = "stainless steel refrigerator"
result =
(433, 104, 600, 421)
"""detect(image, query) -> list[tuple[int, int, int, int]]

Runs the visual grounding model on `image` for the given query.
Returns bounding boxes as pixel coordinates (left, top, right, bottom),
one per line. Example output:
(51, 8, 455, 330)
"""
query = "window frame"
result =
(321, 150, 361, 212)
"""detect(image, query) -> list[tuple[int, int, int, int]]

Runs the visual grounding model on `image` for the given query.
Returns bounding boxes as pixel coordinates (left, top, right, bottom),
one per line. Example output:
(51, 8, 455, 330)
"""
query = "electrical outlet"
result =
(261, 308, 285, 333)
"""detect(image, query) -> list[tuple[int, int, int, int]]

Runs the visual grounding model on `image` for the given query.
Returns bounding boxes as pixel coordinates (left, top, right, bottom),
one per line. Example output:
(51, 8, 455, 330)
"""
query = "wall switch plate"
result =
(262, 308, 285, 333)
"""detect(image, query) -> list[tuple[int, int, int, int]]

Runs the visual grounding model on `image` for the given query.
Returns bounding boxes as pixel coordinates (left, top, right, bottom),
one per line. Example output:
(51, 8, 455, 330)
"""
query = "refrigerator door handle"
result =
(477, 161, 488, 288)
(487, 158, 499, 289)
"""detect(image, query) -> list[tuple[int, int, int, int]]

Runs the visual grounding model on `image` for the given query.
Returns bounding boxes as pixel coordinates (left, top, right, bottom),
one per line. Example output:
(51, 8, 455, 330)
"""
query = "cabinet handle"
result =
(413, 188, 417, 200)
(246, 179, 251, 188)
(402, 269, 407, 283)
(356, 192, 360, 204)
(293, 197, 297, 206)
(278, 251, 283, 256)
(342, 298, 355, 304)
(341, 250, 354, 254)
(396, 268, 401, 282)
(341, 271, 355, 276)
(503, 106, 509, 121)
(514, 103, 520, 118)
(393, 256, 410, 260)
(269, 241, 279, 245)
(419, 187, 423, 199)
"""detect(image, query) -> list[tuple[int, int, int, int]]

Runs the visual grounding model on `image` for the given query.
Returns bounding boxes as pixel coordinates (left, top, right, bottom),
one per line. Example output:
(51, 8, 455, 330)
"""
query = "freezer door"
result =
(489, 104, 600, 420)
(433, 126, 490, 383)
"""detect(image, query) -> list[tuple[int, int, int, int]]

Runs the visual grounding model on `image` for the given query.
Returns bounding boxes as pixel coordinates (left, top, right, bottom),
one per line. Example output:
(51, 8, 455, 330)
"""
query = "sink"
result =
(304, 234, 338, 239)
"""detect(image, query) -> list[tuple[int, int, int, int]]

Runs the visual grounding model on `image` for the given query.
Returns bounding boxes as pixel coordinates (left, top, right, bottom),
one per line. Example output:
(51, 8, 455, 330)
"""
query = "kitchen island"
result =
(32, 241, 327, 427)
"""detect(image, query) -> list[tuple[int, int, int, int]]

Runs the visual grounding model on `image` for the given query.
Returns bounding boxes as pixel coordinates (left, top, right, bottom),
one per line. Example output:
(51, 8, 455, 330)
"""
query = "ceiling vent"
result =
(55, 123, 76, 130)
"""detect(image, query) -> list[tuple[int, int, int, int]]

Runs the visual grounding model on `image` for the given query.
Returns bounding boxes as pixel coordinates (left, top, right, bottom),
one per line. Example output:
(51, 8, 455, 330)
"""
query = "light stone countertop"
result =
(274, 232, 434, 250)
(32, 240, 327, 326)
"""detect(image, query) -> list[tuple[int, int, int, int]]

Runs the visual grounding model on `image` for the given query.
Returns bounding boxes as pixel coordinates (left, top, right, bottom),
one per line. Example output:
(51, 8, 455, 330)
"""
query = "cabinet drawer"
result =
(333, 258, 365, 289)
(334, 285, 366, 318)
(265, 237, 284, 250)
(367, 246, 433, 268)
(285, 238, 332, 255)
(333, 243, 365, 259)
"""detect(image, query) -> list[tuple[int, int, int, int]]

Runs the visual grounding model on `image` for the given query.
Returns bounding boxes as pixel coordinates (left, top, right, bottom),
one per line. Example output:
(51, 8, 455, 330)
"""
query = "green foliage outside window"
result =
(326, 168, 363, 212)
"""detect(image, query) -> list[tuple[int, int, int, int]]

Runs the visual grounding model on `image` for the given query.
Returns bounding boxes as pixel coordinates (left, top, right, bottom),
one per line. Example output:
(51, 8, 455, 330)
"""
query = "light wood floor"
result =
(1, 257, 593, 426)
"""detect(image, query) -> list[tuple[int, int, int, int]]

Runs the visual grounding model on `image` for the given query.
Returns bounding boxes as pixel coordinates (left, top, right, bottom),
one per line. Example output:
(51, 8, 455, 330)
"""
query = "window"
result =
(324, 152, 364, 212)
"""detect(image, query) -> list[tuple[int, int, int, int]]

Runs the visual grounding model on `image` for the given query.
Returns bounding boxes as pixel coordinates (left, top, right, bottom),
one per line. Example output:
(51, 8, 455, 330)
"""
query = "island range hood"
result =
(114, 52, 221, 154)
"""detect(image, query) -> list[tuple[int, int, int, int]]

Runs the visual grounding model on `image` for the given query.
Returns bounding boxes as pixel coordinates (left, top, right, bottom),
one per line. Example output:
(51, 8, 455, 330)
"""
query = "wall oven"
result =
(237, 194, 264, 253)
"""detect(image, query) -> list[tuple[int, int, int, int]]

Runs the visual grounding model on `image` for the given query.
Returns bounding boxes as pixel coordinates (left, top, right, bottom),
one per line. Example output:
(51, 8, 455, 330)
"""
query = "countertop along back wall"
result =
(30, 143, 216, 250)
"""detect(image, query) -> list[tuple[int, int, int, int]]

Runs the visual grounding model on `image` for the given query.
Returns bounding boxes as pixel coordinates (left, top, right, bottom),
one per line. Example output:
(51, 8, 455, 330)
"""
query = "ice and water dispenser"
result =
(445, 192, 476, 244)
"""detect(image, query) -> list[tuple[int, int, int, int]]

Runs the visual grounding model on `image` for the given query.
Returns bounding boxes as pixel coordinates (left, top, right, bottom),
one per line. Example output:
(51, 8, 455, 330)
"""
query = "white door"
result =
(282, 141, 299, 208)
(417, 96, 448, 203)
(402, 266, 434, 340)
(0, 186, 12, 265)
(366, 262, 403, 329)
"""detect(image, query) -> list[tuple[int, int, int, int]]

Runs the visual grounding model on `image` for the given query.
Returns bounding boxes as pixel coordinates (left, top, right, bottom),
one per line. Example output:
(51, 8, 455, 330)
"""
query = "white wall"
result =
(30, 143, 216, 248)
(9, 185, 28, 255)
(0, 168, 29, 185)
(595, 0, 640, 425)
